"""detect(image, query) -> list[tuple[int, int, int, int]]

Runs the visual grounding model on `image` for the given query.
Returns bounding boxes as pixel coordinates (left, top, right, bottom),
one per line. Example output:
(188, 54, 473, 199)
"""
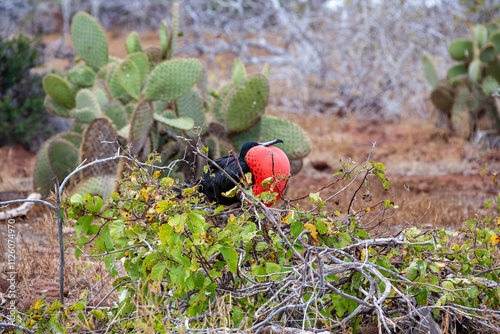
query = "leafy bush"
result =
(0, 34, 52, 149)
(10, 149, 500, 333)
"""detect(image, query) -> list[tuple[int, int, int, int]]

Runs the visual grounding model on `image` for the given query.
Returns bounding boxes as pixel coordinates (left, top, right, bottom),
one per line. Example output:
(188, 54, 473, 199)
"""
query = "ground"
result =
(1, 30, 499, 316)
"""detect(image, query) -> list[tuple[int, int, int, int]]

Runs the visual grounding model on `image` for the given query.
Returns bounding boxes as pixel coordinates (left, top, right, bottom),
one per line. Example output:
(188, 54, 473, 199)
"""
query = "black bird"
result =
(189, 139, 284, 205)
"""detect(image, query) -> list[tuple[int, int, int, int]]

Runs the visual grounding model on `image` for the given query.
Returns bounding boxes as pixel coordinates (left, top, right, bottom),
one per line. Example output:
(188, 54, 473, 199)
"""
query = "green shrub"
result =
(0, 34, 52, 149)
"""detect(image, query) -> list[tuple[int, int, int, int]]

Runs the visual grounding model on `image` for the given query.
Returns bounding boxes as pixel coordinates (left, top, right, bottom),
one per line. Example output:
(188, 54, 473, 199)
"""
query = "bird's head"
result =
(239, 139, 284, 159)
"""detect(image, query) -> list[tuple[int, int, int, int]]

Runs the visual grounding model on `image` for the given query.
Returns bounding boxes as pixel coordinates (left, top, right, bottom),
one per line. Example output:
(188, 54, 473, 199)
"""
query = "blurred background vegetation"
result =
(0, 0, 499, 152)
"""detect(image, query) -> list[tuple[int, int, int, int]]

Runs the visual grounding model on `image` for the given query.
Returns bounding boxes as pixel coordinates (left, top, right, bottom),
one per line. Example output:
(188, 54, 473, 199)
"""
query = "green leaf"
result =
(150, 262, 166, 281)
(168, 213, 187, 232)
(315, 218, 328, 234)
(220, 247, 239, 273)
(291, 220, 303, 237)
(255, 242, 268, 252)
(85, 196, 103, 213)
(372, 169, 389, 190)
(76, 214, 93, 236)
(187, 212, 205, 234)
(415, 288, 428, 306)
(159, 223, 173, 244)
(101, 224, 114, 250)
(406, 262, 418, 281)
(109, 220, 125, 241)
(91, 309, 105, 321)
(70, 193, 84, 205)
(265, 262, 281, 277)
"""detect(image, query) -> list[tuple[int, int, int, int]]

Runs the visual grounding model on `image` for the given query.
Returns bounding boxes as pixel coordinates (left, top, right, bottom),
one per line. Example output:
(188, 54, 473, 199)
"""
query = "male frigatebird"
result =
(190, 138, 290, 205)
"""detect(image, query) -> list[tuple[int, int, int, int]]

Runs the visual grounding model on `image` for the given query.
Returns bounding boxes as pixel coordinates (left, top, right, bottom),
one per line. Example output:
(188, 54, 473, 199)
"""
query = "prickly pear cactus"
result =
(33, 133, 81, 197)
(34, 3, 311, 198)
(207, 58, 310, 173)
(71, 12, 108, 70)
(43, 74, 75, 109)
(232, 115, 311, 160)
(144, 59, 202, 100)
(129, 101, 155, 156)
(223, 75, 269, 133)
(423, 23, 500, 138)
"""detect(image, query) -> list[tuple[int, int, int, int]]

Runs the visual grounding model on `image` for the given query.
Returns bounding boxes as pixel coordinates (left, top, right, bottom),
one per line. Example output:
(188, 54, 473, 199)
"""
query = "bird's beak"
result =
(261, 139, 284, 147)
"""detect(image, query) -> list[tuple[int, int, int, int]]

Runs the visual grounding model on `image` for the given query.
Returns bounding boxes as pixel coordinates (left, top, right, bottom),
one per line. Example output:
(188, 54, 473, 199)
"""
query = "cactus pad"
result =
(125, 102, 137, 117)
(72, 107, 98, 123)
(126, 32, 143, 54)
(153, 100, 169, 114)
(92, 84, 111, 109)
(150, 124, 160, 150)
(160, 20, 168, 59)
(33, 141, 55, 197)
(48, 139, 80, 181)
(448, 39, 473, 61)
(71, 12, 108, 70)
(176, 88, 206, 133)
(44, 95, 72, 118)
(109, 66, 129, 103)
(70, 120, 86, 134)
(67, 64, 96, 87)
(73, 175, 117, 198)
(144, 59, 202, 101)
(262, 63, 270, 78)
(204, 136, 221, 160)
(129, 101, 155, 156)
(118, 59, 141, 100)
(76, 89, 102, 113)
(127, 53, 148, 83)
(43, 74, 75, 108)
(153, 113, 194, 130)
(447, 64, 467, 80)
(145, 47, 163, 67)
(482, 76, 500, 96)
(81, 117, 120, 178)
(61, 132, 83, 148)
(212, 83, 236, 123)
(166, 2, 179, 59)
(223, 74, 269, 133)
(97, 62, 115, 81)
(231, 115, 310, 160)
(479, 43, 496, 63)
(232, 58, 246, 84)
(468, 59, 481, 82)
(473, 24, 488, 48)
(422, 55, 438, 90)
(430, 87, 454, 114)
(489, 31, 500, 54)
(118, 124, 130, 139)
(104, 102, 128, 130)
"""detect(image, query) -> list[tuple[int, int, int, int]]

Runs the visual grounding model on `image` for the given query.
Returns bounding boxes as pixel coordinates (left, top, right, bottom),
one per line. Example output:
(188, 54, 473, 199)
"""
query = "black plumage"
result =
(189, 139, 283, 205)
